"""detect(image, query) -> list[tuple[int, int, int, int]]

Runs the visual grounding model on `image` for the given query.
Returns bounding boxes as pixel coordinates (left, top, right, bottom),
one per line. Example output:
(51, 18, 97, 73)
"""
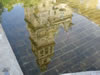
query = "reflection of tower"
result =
(24, 0, 72, 72)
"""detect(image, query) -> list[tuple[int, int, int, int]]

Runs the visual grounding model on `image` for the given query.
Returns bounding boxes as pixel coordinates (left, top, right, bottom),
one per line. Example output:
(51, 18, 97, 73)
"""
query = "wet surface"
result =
(1, 0, 100, 75)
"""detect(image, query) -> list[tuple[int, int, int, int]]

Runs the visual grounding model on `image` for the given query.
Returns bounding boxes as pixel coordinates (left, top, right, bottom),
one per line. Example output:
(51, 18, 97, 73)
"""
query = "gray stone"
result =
(0, 24, 23, 75)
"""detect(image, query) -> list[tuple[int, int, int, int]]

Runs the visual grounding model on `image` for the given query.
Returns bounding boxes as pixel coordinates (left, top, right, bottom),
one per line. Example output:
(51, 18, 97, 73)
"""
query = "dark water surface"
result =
(1, 0, 100, 75)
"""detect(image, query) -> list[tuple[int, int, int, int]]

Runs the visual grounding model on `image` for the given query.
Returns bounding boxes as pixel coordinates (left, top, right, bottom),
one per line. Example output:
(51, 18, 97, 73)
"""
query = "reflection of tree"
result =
(0, 3, 3, 14)
(0, 2, 3, 23)
(0, 0, 40, 11)
(25, 0, 73, 72)
(23, 0, 39, 7)
(0, 0, 16, 11)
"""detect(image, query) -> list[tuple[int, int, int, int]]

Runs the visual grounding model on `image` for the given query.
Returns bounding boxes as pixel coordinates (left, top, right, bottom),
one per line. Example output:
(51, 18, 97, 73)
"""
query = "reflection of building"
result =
(80, 0, 98, 9)
(66, 0, 100, 25)
(77, 0, 100, 25)
(25, 0, 72, 72)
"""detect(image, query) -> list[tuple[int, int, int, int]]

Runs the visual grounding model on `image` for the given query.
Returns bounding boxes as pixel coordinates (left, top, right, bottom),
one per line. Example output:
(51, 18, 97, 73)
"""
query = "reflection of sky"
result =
(1, 4, 26, 38)
(97, 0, 100, 9)
(1, 0, 100, 74)
(1, 4, 41, 75)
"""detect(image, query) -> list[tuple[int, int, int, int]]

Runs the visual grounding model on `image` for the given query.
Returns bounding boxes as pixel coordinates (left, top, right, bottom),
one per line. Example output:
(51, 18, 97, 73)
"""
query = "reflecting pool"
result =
(1, 0, 100, 75)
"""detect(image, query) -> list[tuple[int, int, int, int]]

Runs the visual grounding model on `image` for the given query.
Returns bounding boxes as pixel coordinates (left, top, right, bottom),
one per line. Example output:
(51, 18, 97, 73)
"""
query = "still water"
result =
(1, 0, 100, 75)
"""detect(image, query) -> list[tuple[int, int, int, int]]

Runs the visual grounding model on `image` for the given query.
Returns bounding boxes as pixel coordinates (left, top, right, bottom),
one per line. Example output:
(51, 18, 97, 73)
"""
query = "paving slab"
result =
(0, 24, 23, 75)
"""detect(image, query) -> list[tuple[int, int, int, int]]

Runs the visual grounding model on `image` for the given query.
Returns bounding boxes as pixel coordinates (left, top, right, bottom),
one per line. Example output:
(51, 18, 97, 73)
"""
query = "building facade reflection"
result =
(24, 0, 73, 72)
(66, 0, 100, 25)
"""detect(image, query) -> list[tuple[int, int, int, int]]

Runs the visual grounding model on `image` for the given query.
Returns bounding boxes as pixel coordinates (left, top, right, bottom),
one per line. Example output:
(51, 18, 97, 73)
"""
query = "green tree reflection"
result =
(0, 2, 3, 23)
(0, 0, 40, 11)
(0, 2, 3, 15)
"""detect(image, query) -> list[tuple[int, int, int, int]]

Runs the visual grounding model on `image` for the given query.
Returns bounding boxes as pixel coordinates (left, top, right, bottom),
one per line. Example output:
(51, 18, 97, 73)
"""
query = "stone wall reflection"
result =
(24, 0, 73, 72)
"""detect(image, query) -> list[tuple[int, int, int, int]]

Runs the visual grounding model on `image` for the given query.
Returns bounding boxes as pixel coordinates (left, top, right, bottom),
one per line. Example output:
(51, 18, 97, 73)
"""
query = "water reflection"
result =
(66, 0, 100, 25)
(0, 2, 3, 23)
(24, 0, 73, 71)
(0, 0, 40, 11)
(1, 0, 100, 74)
(0, 2, 3, 14)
